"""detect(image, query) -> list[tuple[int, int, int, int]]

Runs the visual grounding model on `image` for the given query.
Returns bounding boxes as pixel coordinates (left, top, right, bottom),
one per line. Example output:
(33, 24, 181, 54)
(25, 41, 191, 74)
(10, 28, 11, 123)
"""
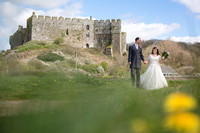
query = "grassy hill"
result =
(0, 40, 129, 77)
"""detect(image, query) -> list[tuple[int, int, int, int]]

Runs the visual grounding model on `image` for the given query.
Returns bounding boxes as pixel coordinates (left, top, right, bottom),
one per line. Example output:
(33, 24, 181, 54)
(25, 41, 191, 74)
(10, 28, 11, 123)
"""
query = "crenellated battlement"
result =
(94, 19, 121, 25)
(31, 12, 121, 26)
(31, 13, 92, 22)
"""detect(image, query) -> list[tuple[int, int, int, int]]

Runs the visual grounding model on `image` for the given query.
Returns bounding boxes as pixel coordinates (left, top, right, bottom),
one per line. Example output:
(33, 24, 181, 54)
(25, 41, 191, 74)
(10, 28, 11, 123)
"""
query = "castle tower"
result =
(111, 19, 122, 55)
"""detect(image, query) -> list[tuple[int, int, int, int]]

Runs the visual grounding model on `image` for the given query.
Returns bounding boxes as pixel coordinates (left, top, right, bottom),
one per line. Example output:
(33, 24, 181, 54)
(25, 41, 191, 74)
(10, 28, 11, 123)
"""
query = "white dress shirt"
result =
(135, 44, 138, 49)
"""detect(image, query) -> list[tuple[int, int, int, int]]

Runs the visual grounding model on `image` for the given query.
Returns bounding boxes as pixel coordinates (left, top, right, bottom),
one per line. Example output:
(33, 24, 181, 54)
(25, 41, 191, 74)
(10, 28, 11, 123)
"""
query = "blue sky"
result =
(0, 0, 200, 50)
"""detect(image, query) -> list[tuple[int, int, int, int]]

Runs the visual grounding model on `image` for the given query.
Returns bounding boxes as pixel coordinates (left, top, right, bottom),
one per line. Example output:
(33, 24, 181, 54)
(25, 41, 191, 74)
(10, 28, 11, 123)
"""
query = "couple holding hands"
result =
(128, 37, 168, 90)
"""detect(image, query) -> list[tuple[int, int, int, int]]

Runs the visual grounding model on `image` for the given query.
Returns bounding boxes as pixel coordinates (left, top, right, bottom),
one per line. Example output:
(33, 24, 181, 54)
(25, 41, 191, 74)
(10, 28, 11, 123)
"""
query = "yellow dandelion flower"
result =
(54, 80, 56, 82)
(164, 93, 197, 113)
(131, 119, 148, 133)
(165, 112, 200, 133)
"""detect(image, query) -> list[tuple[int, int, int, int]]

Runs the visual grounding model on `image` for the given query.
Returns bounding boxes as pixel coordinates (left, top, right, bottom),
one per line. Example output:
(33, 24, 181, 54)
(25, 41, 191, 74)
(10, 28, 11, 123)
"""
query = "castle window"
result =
(86, 25, 89, 30)
(86, 34, 90, 38)
(66, 29, 69, 35)
(86, 44, 89, 48)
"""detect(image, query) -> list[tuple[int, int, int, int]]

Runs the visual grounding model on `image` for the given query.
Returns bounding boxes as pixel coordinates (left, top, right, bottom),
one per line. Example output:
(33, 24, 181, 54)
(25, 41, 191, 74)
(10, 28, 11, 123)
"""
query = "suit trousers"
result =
(131, 68, 140, 88)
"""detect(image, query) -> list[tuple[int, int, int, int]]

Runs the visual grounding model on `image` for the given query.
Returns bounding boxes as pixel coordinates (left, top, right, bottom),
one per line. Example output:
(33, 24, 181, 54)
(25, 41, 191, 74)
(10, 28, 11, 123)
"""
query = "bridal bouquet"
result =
(162, 50, 170, 59)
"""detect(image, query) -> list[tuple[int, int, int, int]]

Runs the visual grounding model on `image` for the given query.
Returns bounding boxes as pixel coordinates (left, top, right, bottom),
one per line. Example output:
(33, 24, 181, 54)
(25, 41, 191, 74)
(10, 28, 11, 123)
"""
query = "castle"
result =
(10, 12, 126, 55)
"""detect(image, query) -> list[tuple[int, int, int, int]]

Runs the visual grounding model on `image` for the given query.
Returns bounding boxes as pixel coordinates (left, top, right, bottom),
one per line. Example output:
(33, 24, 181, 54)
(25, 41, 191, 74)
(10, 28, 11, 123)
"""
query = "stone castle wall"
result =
(10, 13, 126, 55)
(9, 26, 26, 49)
(31, 14, 94, 48)
(94, 19, 112, 48)
(121, 32, 127, 54)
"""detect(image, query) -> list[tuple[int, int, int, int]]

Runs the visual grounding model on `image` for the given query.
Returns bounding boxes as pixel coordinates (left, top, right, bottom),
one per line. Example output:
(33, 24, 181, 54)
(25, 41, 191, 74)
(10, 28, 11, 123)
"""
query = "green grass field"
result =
(0, 71, 199, 133)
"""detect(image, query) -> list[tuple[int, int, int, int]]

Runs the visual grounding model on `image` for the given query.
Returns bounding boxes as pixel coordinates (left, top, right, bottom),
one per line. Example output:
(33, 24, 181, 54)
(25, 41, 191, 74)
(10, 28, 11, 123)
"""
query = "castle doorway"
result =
(86, 44, 89, 48)
(66, 29, 69, 35)
(86, 25, 89, 30)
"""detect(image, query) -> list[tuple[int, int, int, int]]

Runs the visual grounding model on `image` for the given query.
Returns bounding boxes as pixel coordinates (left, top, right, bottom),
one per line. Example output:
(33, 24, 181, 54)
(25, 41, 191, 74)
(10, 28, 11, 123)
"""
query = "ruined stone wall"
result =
(9, 26, 26, 49)
(25, 17, 33, 42)
(30, 14, 94, 48)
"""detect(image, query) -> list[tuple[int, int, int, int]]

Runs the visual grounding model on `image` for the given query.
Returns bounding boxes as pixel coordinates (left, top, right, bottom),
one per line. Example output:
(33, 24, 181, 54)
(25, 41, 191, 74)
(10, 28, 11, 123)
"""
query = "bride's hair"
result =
(151, 47, 160, 55)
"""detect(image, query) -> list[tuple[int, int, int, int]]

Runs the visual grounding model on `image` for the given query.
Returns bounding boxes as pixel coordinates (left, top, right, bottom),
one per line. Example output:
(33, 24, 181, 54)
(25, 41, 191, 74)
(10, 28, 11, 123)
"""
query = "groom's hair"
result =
(151, 47, 160, 55)
(135, 37, 140, 42)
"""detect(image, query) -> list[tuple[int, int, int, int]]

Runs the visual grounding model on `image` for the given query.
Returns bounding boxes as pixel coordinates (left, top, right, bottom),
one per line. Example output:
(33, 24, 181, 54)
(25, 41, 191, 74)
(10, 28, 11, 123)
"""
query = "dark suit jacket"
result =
(128, 44, 145, 69)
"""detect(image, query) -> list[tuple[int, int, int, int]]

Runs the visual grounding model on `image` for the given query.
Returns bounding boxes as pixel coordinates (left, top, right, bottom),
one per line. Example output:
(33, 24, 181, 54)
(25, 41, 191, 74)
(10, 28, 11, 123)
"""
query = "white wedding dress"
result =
(140, 54, 168, 90)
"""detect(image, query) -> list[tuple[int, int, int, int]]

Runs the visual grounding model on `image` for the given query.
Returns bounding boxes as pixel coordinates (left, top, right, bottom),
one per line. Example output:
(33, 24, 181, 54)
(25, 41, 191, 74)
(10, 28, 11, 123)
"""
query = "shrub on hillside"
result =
(17, 41, 59, 52)
(37, 53, 64, 62)
(117, 66, 128, 77)
(54, 38, 64, 44)
(78, 64, 99, 74)
(108, 66, 129, 77)
(28, 59, 45, 70)
(61, 32, 65, 38)
(101, 62, 108, 72)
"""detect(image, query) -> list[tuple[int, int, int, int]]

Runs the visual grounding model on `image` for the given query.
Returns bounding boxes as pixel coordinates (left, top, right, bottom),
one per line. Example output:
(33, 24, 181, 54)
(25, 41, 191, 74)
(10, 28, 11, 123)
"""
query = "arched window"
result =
(66, 29, 69, 35)
(86, 25, 89, 30)
(86, 44, 89, 48)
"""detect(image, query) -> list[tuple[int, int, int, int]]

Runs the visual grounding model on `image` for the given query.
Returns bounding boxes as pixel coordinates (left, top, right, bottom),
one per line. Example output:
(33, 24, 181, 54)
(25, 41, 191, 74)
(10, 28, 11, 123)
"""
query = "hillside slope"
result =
(0, 41, 129, 77)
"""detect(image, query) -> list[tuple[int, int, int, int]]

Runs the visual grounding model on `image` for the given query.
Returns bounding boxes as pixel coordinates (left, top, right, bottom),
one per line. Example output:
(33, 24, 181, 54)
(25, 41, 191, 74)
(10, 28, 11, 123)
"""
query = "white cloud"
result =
(2, 0, 71, 9)
(122, 21, 180, 43)
(173, 0, 200, 19)
(0, 2, 34, 50)
(168, 36, 200, 43)
(0, 1, 83, 50)
(196, 15, 200, 19)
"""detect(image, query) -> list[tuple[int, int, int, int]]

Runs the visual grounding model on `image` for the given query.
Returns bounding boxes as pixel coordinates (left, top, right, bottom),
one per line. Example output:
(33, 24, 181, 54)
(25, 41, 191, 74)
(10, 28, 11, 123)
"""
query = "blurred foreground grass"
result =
(0, 71, 199, 133)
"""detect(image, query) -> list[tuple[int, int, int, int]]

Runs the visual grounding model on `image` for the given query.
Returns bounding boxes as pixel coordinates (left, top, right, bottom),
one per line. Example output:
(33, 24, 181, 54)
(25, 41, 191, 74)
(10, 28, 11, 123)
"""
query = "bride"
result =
(140, 47, 168, 90)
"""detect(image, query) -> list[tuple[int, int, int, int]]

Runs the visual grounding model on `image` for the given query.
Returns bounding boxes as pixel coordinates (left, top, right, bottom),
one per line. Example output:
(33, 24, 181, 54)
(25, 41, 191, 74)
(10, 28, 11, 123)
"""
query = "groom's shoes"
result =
(132, 83, 142, 89)
(132, 83, 136, 88)
(132, 84, 141, 89)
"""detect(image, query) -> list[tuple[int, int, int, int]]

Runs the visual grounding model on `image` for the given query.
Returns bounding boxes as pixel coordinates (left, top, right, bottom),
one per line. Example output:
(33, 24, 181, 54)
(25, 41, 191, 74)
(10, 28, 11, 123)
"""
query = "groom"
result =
(128, 37, 147, 88)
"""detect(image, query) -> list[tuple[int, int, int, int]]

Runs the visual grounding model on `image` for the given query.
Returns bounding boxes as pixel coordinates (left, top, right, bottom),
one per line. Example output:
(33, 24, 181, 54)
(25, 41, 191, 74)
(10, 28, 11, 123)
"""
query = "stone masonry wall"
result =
(111, 19, 121, 55)
(31, 14, 94, 48)
(121, 32, 126, 54)
(94, 20, 112, 49)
